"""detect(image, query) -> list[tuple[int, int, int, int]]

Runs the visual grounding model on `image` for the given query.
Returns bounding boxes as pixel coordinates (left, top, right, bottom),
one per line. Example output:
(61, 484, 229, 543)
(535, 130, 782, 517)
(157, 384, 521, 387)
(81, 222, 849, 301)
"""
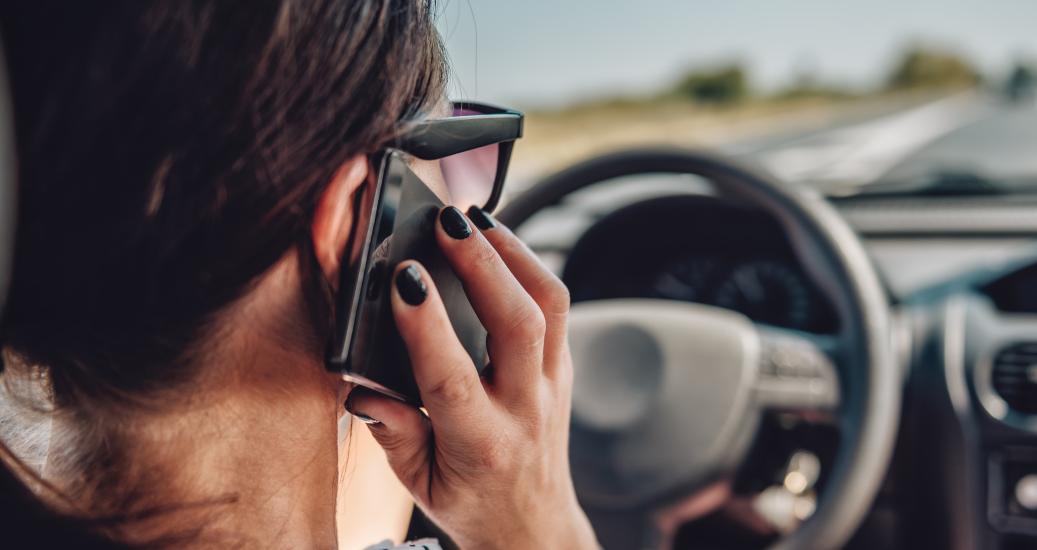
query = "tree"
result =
(672, 64, 749, 105)
(1006, 62, 1036, 102)
(885, 46, 980, 91)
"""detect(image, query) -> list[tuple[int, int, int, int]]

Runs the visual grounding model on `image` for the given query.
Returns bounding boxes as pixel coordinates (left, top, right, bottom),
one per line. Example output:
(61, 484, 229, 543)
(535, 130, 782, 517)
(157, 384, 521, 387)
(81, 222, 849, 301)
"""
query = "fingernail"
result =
(352, 412, 381, 425)
(395, 264, 427, 306)
(344, 392, 382, 425)
(439, 206, 472, 239)
(466, 206, 496, 230)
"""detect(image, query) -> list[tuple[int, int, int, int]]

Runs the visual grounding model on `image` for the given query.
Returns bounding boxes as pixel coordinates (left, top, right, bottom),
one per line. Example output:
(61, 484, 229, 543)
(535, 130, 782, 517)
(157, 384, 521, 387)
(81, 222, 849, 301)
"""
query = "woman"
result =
(0, 2, 597, 548)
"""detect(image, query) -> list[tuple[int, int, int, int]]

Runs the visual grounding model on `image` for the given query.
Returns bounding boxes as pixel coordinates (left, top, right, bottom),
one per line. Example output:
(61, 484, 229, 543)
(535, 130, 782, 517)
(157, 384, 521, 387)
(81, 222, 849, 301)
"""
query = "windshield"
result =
(438, 0, 1037, 197)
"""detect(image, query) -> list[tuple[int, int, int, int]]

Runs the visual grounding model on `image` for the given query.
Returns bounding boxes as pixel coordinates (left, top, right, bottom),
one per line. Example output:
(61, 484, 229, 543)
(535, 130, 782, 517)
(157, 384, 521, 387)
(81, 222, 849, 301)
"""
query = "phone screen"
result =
(328, 151, 488, 404)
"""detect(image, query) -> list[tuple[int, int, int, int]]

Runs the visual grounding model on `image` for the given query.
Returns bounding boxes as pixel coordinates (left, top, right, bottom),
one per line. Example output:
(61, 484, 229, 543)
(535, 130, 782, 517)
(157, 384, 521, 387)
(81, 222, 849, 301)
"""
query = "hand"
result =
(346, 206, 598, 550)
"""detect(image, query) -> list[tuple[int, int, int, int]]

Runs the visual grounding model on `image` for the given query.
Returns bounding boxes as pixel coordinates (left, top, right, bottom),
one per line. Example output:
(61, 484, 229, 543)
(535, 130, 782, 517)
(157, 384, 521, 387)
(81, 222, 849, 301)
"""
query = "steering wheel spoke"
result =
(753, 327, 841, 412)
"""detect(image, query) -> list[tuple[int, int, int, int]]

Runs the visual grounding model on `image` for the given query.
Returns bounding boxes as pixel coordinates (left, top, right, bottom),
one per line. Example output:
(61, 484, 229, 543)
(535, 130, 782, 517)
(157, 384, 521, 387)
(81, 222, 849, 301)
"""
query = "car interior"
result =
(494, 150, 1037, 549)
(6, 5, 1037, 549)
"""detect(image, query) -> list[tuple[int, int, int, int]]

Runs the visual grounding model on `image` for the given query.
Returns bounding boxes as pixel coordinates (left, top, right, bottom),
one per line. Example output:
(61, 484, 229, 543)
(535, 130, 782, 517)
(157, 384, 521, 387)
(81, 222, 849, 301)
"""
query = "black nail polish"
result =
(466, 206, 496, 230)
(439, 206, 472, 239)
(352, 412, 381, 425)
(344, 390, 381, 425)
(395, 264, 427, 306)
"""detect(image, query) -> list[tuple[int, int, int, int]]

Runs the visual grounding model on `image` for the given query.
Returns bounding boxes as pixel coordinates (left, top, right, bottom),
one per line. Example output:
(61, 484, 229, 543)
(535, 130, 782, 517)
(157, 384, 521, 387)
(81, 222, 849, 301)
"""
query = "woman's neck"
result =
(44, 354, 342, 547)
(43, 256, 346, 547)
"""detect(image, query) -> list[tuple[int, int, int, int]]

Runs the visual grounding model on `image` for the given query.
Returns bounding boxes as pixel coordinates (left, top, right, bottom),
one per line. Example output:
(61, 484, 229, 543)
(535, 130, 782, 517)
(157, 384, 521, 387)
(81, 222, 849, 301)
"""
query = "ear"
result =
(311, 155, 370, 281)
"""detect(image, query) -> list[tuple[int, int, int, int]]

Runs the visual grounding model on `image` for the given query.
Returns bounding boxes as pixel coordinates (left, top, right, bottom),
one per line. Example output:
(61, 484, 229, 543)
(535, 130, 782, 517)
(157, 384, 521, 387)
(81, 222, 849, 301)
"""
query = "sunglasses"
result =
(398, 101, 523, 212)
(325, 101, 524, 397)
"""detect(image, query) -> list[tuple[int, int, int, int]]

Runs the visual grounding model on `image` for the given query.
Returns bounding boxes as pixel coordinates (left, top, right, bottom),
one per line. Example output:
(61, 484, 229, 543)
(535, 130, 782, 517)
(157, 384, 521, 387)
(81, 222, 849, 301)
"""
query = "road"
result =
(507, 90, 1032, 197)
(726, 91, 1037, 195)
(876, 98, 1037, 192)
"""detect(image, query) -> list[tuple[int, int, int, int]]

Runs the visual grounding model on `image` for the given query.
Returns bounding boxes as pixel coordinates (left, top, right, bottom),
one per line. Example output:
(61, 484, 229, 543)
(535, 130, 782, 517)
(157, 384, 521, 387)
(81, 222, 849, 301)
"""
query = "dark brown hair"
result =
(0, 0, 445, 545)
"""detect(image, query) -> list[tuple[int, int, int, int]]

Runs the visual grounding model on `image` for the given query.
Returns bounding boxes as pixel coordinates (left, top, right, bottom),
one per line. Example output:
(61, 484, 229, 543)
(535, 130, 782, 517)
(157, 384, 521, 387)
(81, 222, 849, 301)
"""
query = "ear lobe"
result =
(311, 155, 370, 282)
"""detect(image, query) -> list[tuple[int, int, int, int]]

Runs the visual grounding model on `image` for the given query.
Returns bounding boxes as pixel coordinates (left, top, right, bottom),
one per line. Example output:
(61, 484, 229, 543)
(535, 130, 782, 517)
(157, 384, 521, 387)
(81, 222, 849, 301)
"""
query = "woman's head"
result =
(0, 0, 446, 409)
(0, 2, 447, 543)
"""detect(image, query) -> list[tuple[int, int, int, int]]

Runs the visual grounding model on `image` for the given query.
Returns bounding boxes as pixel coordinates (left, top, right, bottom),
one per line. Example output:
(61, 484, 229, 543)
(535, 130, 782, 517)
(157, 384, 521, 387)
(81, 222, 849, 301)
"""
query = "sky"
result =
(437, 0, 1037, 108)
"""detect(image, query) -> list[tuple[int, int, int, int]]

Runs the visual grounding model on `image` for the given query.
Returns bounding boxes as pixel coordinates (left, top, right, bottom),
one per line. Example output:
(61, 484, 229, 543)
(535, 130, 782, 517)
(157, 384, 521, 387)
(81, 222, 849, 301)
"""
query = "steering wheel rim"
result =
(497, 148, 899, 550)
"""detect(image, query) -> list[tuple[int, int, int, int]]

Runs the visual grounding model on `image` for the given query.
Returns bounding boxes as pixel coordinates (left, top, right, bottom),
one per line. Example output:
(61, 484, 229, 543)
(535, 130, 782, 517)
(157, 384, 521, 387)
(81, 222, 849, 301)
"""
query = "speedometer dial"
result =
(712, 260, 813, 330)
(651, 258, 718, 302)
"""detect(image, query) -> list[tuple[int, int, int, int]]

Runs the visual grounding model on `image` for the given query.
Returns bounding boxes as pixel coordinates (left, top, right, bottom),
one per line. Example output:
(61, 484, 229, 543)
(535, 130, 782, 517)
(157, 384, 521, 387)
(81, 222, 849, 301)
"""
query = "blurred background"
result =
(426, 4, 1037, 547)
(436, 0, 1037, 197)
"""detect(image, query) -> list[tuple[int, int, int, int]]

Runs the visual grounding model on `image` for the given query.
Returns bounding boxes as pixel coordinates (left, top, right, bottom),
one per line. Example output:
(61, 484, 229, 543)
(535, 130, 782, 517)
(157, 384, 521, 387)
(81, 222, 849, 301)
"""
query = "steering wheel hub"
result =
(569, 300, 761, 507)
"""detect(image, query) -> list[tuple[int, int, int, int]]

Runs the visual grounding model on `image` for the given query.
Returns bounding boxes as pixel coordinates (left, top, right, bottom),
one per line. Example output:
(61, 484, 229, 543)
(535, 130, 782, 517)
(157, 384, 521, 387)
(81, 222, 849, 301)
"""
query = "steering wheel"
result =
(497, 149, 899, 550)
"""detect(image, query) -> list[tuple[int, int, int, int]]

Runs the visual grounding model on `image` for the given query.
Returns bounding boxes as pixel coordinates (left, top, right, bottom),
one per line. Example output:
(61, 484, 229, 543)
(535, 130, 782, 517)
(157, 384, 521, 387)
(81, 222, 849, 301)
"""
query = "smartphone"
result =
(326, 151, 488, 404)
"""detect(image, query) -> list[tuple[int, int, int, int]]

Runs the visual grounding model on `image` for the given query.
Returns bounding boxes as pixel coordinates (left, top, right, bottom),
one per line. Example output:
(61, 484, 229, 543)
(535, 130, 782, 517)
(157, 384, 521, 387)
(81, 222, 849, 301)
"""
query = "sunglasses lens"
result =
(439, 142, 498, 211)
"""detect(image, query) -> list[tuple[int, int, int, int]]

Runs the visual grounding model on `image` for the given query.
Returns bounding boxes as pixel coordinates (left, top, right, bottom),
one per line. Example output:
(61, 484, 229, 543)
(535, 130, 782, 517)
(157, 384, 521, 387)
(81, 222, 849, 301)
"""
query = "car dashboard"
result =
(561, 195, 839, 334)
(513, 175, 1037, 550)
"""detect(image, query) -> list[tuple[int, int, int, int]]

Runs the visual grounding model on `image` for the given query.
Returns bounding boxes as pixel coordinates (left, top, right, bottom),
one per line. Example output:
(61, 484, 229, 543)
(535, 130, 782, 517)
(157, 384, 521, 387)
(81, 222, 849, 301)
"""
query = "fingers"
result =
(466, 207, 572, 378)
(435, 207, 546, 394)
(345, 388, 431, 500)
(390, 261, 492, 436)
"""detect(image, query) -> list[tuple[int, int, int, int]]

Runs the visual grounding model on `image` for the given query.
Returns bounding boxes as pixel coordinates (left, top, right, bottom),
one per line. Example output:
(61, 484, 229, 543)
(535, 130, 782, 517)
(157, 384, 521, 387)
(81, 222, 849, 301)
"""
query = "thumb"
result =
(346, 388, 431, 498)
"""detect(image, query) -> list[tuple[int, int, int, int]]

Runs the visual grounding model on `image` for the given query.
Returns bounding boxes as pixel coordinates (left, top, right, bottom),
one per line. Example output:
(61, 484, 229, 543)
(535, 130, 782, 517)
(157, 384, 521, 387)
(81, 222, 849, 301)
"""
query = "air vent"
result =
(992, 343, 1037, 414)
